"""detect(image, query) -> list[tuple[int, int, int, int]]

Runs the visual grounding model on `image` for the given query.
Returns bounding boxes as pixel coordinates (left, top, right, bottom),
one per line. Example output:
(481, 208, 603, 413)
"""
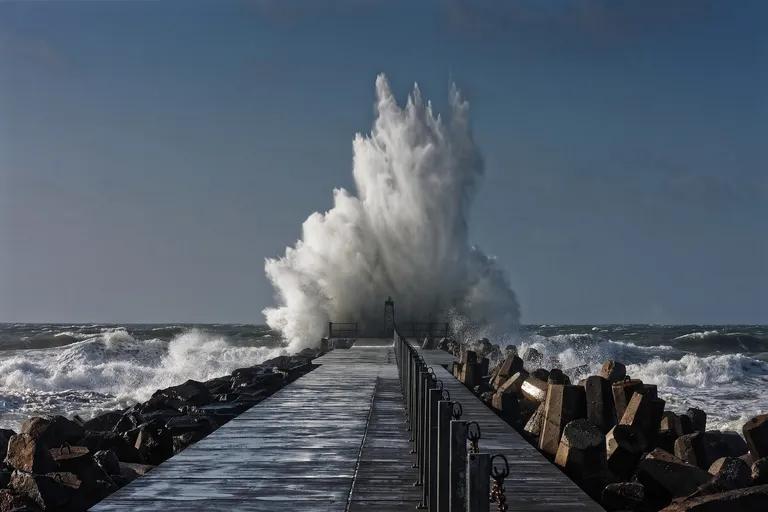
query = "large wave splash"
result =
(264, 74, 519, 350)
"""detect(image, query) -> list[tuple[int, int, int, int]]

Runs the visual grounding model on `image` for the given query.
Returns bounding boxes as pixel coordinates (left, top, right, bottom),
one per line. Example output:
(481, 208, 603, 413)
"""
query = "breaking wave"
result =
(0, 328, 283, 427)
(264, 74, 519, 350)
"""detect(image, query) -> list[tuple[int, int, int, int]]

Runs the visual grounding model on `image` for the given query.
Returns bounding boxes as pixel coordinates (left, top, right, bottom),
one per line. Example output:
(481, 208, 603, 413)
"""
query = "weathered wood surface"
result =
(93, 339, 417, 511)
(416, 344, 605, 511)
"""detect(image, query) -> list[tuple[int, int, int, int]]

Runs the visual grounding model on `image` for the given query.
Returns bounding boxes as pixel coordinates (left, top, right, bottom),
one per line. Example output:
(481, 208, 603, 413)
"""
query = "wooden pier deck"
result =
(94, 338, 602, 511)
(93, 339, 418, 511)
(415, 344, 604, 511)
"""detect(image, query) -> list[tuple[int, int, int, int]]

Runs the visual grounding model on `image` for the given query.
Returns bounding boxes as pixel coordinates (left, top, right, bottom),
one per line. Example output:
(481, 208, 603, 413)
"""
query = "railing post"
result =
(428, 388, 442, 511)
(449, 420, 468, 512)
(466, 453, 490, 512)
(437, 400, 452, 512)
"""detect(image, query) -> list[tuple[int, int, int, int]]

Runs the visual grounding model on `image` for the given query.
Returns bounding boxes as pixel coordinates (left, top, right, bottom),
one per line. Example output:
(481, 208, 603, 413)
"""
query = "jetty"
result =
(93, 309, 602, 511)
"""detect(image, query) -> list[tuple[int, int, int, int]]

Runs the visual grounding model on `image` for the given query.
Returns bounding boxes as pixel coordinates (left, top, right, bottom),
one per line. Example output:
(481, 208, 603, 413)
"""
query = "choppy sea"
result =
(0, 323, 766, 432)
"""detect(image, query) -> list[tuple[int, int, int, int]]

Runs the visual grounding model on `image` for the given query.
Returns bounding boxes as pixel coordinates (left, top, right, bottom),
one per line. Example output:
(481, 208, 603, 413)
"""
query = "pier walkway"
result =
(94, 337, 602, 511)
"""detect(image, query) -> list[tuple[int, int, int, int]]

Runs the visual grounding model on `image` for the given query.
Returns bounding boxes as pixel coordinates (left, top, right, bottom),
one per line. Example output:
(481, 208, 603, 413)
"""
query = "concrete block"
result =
(636, 449, 712, 501)
(606, 425, 644, 478)
(611, 379, 643, 422)
(743, 413, 768, 460)
(585, 375, 615, 434)
(554, 419, 604, 479)
(599, 360, 626, 382)
(539, 384, 587, 456)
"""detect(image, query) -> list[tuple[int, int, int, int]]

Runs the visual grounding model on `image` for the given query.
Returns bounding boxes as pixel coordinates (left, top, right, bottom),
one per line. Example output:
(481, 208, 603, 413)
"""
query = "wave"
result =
(0, 328, 284, 426)
(670, 331, 768, 353)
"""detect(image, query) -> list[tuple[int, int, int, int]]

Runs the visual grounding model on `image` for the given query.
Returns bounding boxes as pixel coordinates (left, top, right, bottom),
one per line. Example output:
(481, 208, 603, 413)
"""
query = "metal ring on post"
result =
(451, 401, 463, 420)
(490, 454, 510, 480)
(441, 389, 450, 401)
(467, 421, 481, 454)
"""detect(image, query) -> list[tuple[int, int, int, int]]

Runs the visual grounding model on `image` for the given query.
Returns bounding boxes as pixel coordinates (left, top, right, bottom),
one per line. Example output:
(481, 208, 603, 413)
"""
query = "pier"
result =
(94, 329, 602, 511)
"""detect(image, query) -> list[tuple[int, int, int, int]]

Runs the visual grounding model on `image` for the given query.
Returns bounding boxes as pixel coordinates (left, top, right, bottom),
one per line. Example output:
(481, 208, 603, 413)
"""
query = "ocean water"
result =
(0, 323, 766, 433)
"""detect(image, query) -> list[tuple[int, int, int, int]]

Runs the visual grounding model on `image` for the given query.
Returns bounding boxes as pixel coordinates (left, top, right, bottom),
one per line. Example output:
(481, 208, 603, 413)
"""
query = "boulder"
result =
(708, 456, 752, 490)
(0, 489, 37, 512)
(521, 347, 543, 367)
(112, 410, 145, 434)
(79, 431, 143, 463)
(117, 462, 155, 485)
(490, 354, 524, 389)
(82, 411, 124, 432)
(0, 429, 15, 461)
(10, 471, 86, 511)
(548, 368, 570, 385)
(203, 376, 233, 395)
(520, 376, 549, 403)
(601, 482, 645, 512)
(554, 419, 604, 478)
(751, 457, 768, 485)
(599, 360, 627, 382)
(686, 408, 707, 433)
(606, 425, 645, 479)
(743, 414, 768, 460)
(231, 368, 283, 391)
(712, 430, 748, 458)
(636, 449, 712, 502)
(20, 416, 85, 448)
(93, 450, 121, 477)
(524, 403, 545, 438)
(676, 431, 747, 470)
(4, 434, 57, 473)
(611, 379, 644, 422)
(675, 432, 706, 468)
(539, 384, 587, 456)
(659, 484, 768, 511)
(151, 379, 214, 407)
(585, 375, 615, 434)
(133, 421, 173, 466)
(619, 392, 665, 450)
(660, 412, 685, 438)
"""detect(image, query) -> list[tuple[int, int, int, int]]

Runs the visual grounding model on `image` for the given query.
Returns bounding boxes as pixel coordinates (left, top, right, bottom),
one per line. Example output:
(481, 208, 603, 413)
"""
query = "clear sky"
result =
(0, 0, 765, 325)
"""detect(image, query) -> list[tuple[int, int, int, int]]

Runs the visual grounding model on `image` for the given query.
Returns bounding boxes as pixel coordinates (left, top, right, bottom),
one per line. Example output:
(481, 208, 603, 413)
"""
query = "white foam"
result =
(264, 75, 520, 350)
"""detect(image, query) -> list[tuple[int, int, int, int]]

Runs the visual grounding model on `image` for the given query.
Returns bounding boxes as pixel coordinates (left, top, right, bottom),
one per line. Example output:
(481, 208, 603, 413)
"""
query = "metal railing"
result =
(393, 328, 507, 512)
(396, 322, 450, 340)
(327, 322, 358, 338)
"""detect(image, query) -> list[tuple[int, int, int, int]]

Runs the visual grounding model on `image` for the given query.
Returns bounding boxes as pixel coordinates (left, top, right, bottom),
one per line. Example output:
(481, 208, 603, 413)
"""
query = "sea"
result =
(0, 323, 766, 432)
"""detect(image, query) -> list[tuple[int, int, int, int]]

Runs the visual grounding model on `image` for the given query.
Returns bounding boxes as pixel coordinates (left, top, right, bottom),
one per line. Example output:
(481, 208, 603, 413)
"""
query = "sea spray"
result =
(264, 75, 520, 349)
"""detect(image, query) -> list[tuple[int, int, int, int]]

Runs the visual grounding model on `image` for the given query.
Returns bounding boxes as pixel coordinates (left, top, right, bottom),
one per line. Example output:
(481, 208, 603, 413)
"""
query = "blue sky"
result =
(0, 0, 765, 324)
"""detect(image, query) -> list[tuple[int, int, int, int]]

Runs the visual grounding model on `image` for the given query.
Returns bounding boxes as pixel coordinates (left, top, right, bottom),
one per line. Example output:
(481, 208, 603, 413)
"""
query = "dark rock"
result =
(532, 368, 550, 382)
(601, 482, 645, 512)
(599, 360, 627, 382)
(521, 347, 543, 367)
(118, 462, 154, 485)
(713, 430, 748, 458)
(685, 408, 707, 433)
(524, 403, 545, 437)
(10, 471, 85, 511)
(48, 445, 90, 464)
(658, 484, 768, 511)
(548, 368, 570, 385)
(93, 450, 121, 476)
(0, 489, 38, 512)
(585, 375, 616, 434)
(611, 379, 644, 422)
(82, 411, 123, 432)
(606, 425, 645, 479)
(676, 431, 748, 470)
(49, 446, 115, 500)
(743, 414, 768, 460)
(656, 429, 679, 454)
(151, 379, 213, 407)
(554, 419, 604, 480)
(20, 416, 85, 448)
(636, 449, 712, 502)
(0, 429, 15, 461)
(4, 434, 57, 473)
(203, 377, 232, 395)
(619, 392, 665, 450)
(231, 369, 283, 392)
(751, 457, 768, 485)
(539, 384, 587, 456)
(133, 421, 173, 465)
(79, 431, 143, 463)
(675, 432, 706, 468)
(112, 410, 145, 434)
(708, 456, 752, 490)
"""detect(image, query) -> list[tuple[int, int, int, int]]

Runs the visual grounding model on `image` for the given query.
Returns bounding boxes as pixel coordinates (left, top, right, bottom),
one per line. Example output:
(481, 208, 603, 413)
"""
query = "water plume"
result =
(264, 74, 519, 350)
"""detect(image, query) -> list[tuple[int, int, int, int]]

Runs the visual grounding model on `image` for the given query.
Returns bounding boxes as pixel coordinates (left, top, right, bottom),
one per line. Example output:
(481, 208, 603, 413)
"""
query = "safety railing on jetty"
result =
(393, 328, 508, 512)
(327, 322, 358, 338)
(395, 321, 450, 340)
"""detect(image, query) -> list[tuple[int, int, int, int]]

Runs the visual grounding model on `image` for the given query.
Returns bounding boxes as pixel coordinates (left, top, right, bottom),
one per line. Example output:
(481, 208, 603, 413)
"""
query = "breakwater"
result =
(442, 336, 768, 511)
(0, 349, 318, 510)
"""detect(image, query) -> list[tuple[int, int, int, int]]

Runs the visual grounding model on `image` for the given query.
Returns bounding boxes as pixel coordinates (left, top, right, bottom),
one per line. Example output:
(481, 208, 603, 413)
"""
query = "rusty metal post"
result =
(466, 453, 490, 512)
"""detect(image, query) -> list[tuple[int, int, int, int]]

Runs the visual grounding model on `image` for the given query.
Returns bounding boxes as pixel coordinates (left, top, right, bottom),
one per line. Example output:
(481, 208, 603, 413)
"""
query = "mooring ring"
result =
(491, 454, 510, 479)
